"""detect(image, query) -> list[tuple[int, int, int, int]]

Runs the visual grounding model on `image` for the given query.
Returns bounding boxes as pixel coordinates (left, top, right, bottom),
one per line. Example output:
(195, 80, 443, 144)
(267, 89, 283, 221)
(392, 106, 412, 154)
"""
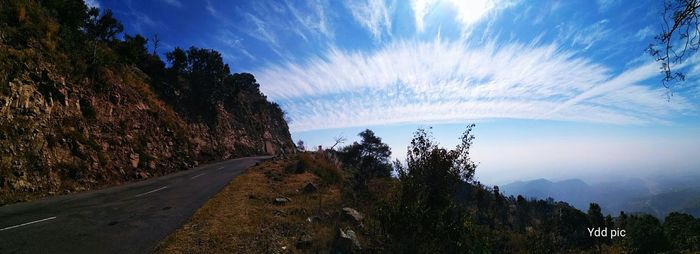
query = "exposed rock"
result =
(342, 207, 364, 223)
(0, 2, 296, 205)
(129, 153, 140, 168)
(302, 182, 318, 193)
(273, 197, 290, 205)
(334, 228, 361, 252)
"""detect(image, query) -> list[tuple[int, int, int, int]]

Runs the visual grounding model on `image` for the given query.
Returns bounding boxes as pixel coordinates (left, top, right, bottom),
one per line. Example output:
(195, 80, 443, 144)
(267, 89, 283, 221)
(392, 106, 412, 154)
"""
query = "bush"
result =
(296, 153, 344, 185)
(379, 125, 481, 252)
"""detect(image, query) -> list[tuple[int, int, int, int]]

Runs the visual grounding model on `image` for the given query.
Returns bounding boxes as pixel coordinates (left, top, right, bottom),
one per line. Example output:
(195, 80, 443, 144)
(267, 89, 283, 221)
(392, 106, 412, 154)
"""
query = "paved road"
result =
(0, 156, 272, 254)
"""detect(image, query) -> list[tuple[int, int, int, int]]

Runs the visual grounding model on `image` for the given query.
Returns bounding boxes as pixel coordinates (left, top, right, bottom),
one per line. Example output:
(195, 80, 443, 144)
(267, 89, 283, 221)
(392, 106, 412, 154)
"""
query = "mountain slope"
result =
(502, 177, 700, 217)
(0, 0, 294, 204)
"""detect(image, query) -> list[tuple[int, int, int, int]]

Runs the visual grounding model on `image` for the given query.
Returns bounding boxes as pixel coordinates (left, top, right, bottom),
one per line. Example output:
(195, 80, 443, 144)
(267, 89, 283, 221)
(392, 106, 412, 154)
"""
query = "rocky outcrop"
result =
(0, 47, 293, 205)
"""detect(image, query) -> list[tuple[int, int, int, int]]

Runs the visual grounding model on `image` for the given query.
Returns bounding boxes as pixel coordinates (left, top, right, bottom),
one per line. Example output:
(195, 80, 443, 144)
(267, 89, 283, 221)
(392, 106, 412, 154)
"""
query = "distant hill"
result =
(501, 176, 700, 217)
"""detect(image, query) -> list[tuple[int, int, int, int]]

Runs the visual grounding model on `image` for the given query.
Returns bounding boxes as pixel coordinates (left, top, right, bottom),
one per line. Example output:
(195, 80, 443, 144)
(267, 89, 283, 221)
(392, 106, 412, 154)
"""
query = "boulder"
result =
(342, 207, 364, 223)
(334, 228, 361, 252)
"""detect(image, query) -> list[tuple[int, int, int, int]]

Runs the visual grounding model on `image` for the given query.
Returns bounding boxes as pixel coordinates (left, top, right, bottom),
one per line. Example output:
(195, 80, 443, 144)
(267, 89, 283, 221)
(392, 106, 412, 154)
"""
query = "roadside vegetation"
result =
(160, 126, 700, 253)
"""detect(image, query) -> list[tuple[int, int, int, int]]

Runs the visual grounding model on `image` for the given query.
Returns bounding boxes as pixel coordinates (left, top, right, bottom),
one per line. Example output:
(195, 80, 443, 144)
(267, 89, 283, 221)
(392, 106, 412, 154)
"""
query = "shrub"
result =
(297, 153, 344, 185)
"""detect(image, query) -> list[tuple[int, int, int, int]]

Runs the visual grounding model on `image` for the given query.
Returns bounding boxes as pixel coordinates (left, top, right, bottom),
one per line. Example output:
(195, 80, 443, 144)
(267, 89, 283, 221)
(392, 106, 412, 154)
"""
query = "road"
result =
(0, 156, 272, 254)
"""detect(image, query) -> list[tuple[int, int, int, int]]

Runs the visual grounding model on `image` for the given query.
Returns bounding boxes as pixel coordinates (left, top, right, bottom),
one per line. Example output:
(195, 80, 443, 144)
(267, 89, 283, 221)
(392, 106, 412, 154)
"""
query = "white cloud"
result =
(634, 25, 655, 41)
(85, 0, 100, 9)
(285, 0, 334, 40)
(570, 19, 611, 51)
(205, 0, 223, 20)
(597, 0, 619, 12)
(160, 0, 183, 8)
(217, 31, 256, 61)
(411, 0, 518, 36)
(345, 0, 395, 41)
(257, 39, 693, 132)
(411, 0, 438, 32)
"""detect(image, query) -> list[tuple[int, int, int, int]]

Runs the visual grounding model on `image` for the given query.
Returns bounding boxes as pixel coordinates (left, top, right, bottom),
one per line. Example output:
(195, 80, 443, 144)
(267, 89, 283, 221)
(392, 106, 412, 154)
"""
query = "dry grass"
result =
(156, 154, 354, 253)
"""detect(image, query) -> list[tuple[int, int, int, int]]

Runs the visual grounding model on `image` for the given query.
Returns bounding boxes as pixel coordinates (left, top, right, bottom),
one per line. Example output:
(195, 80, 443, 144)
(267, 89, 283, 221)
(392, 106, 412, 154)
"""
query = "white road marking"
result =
(191, 173, 207, 179)
(134, 186, 168, 197)
(0, 216, 57, 231)
(217, 166, 225, 170)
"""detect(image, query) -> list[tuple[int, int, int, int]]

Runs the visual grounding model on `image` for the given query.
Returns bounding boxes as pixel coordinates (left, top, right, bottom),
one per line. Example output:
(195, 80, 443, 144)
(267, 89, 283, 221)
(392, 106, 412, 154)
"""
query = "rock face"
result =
(342, 207, 364, 223)
(334, 228, 361, 252)
(0, 5, 294, 204)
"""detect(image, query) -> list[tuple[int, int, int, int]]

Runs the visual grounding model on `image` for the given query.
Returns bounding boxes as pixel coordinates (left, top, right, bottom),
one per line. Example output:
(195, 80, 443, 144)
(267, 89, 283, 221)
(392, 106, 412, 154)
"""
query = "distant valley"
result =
(501, 174, 700, 217)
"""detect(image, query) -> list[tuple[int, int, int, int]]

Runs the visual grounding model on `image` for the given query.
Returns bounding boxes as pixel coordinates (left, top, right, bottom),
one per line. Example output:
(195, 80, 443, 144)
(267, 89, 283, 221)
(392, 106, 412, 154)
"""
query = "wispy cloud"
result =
(568, 19, 611, 51)
(159, 0, 183, 8)
(257, 39, 693, 132)
(634, 25, 655, 41)
(217, 31, 256, 61)
(205, 0, 225, 21)
(345, 0, 395, 41)
(285, 0, 334, 40)
(597, 0, 620, 12)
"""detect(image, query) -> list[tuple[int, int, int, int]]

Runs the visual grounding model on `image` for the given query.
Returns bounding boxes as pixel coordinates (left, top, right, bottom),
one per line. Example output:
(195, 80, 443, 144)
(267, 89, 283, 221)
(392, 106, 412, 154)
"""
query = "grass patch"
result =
(297, 153, 344, 185)
(156, 156, 352, 253)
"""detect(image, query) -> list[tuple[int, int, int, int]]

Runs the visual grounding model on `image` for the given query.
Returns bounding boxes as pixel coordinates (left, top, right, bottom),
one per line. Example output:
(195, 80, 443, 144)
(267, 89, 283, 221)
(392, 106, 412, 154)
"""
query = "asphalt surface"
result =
(0, 156, 272, 254)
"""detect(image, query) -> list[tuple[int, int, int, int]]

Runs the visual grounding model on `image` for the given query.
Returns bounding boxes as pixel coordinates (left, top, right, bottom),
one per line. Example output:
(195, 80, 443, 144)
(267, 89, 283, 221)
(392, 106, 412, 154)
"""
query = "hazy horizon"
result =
(93, 0, 700, 185)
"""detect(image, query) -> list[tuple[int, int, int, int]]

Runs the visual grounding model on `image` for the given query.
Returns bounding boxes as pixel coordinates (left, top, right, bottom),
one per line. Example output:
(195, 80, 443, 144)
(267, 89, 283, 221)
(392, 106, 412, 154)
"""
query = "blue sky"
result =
(91, 0, 700, 185)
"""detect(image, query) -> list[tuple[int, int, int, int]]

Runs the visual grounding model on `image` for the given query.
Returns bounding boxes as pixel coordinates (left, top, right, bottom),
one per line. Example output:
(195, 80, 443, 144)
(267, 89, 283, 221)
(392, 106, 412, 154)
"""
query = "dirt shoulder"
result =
(156, 154, 366, 253)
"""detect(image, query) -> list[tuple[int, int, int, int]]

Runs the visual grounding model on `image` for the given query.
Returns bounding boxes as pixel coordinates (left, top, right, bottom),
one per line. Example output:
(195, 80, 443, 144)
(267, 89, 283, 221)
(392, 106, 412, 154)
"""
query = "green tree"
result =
(380, 125, 485, 253)
(84, 8, 123, 42)
(117, 34, 149, 65)
(588, 203, 606, 248)
(663, 212, 700, 251)
(587, 203, 605, 227)
(166, 47, 188, 76)
(625, 214, 670, 253)
(338, 129, 392, 187)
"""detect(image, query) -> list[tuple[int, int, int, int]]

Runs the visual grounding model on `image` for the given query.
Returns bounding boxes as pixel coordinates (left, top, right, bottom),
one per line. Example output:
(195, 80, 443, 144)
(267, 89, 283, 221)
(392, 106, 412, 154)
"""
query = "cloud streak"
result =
(257, 39, 693, 132)
(345, 0, 395, 41)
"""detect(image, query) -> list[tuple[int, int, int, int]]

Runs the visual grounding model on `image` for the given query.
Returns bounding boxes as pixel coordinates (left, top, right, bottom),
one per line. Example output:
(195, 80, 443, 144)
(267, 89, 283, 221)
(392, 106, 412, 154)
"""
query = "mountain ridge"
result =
(501, 176, 700, 217)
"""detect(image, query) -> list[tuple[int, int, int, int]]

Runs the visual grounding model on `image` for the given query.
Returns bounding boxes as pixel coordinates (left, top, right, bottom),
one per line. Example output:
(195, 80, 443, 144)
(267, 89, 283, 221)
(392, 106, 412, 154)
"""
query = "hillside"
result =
(0, 0, 294, 205)
(158, 128, 700, 253)
(501, 177, 700, 217)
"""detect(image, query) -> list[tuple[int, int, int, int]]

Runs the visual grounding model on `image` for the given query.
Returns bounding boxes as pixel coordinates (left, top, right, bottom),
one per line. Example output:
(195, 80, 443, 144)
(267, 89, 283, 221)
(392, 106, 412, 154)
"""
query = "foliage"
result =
(337, 129, 392, 188)
(296, 140, 305, 151)
(84, 8, 123, 42)
(379, 125, 481, 253)
(623, 214, 670, 253)
(663, 212, 700, 252)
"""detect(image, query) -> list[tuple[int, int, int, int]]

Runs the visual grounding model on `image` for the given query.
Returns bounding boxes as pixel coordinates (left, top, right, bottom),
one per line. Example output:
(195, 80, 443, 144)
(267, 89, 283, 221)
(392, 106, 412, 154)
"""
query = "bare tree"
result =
(152, 34, 161, 56)
(329, 135, 347, 150)
(648, 0, 700, 95)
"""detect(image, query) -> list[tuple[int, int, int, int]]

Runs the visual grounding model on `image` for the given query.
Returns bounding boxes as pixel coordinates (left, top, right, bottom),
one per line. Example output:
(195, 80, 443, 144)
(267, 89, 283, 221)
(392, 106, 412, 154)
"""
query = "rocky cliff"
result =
(0, 0, 294, 204)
